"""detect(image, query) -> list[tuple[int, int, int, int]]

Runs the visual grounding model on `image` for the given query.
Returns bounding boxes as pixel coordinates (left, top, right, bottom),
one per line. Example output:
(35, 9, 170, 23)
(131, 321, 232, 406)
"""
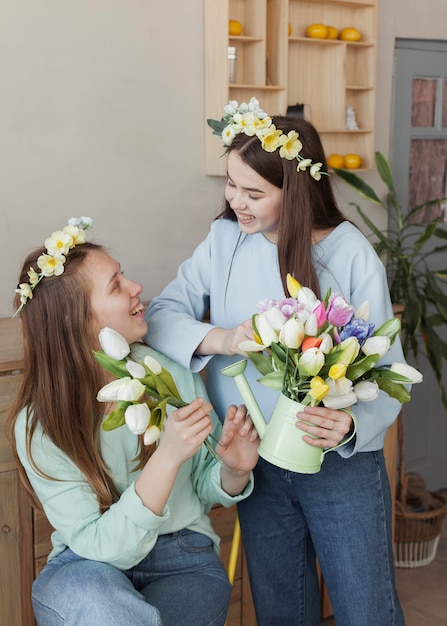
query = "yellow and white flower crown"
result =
(207, 97, 325, 180)
(14, 216, 93, 317)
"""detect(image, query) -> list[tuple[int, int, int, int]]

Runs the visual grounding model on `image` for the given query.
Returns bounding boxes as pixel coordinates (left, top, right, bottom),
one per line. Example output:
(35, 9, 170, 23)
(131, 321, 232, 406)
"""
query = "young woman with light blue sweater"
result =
(145, 101, 406, 625)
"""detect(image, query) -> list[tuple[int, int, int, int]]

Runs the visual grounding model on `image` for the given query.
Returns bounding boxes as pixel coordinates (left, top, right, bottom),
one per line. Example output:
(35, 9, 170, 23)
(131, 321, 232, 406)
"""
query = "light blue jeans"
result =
(237, 450, 405, 626)
(32, 529, 232, 625)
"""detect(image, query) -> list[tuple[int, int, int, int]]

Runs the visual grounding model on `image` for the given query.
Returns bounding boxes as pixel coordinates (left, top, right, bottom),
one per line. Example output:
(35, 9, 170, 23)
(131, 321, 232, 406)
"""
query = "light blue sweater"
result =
(146, 219, 405, 456)
(15, 344, 254, 570)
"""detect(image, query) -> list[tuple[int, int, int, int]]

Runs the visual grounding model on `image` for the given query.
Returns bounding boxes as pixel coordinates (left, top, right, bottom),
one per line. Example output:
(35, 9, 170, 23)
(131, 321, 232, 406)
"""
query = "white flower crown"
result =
(14, 216, 93, 317)
(207, 97, 325, 180)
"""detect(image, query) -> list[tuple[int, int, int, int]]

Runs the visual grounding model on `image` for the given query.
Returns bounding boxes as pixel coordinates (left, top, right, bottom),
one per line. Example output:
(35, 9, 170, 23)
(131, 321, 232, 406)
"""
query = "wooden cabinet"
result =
(205, 0, 377, 175)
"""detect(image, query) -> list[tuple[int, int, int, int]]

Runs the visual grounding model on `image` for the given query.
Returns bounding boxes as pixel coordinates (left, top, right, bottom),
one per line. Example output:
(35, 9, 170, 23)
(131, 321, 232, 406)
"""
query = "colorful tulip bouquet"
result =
(94, 327, 218, 458)
(238, 274, 423, 409)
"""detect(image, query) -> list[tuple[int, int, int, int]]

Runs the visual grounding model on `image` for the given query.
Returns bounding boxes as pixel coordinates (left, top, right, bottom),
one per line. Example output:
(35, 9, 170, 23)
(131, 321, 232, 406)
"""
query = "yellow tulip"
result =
(286, 273, 301, 298)
(328, 363, 347, 380)
(309, 376, 330, 402)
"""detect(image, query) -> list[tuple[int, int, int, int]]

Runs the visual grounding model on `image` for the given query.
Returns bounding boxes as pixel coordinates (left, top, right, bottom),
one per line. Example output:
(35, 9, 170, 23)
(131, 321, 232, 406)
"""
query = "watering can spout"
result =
(221, 360, 267, 438)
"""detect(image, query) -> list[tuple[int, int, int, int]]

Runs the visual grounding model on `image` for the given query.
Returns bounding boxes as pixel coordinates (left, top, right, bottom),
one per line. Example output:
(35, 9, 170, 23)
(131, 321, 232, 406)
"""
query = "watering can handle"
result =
(323, 407, 358, 454)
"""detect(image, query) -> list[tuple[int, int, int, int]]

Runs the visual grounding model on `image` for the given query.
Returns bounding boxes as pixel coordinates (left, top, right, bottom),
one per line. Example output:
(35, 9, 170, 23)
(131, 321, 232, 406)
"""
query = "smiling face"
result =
(86, 250, 147, 347)
(224, 151, 283, 243)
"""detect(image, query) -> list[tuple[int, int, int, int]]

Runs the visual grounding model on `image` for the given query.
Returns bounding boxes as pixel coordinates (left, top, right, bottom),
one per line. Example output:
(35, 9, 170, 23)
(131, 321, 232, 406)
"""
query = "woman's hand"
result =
(196, 320, 254, 356)
(296, 405, 354, 449)
(158, 398, 214, 466)
(218, 404, 260, 496)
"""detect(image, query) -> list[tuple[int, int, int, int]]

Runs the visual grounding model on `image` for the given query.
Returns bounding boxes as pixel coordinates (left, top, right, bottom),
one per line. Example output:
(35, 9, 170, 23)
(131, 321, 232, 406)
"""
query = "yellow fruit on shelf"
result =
(229, 20, 243, 36)
(288, 23, 292, 36)
(339, 27, 362, 42)
(305, 23, 328, 39)
(344, 154, 362, 169)
(326, 25, 338, 40)
(327, 154, 345, 169)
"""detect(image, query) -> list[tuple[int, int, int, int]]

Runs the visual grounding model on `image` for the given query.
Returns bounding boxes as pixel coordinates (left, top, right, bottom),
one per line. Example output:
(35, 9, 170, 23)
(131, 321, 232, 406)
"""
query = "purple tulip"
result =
(326, 294, 355, 327)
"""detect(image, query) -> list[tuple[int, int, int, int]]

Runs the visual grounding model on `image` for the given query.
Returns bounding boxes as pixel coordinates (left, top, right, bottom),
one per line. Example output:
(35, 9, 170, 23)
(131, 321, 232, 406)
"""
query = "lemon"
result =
(344, 154, 362, 169)
(339, 27, 362, 42)
(326, 25, 338, 40)
(305, 23, 328, 39)
(229, 20, 243, 36)
(327, 154, 345, 169)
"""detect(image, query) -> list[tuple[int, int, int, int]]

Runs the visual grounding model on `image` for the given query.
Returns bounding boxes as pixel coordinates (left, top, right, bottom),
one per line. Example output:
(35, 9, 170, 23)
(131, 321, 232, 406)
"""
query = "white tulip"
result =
(355, 300, 370, 321)
(264, 307, 287, 331)
(126, 360, 146, 379)
(256, 313, 279, 347)
(319, 332, 333, 354)
(117, 379, 146, 401)
(99, 327, 130, 360)
(322, 391, 357, 410)
(125, 403, 151, 435)
(143, 354, 163, 375)
(238, 339, 266, 353)
(143, 425, 161, 445)
(97, 378, 145, 403)
(297, 286, 318, 311)
(304, 312, 318, 336)
(279, 318, 304, 349)
(322, 377, 356, 409)
(390, 362, 423, 384)
(298, 348, 324, 376)
(97, 378, 132, 402)
(361, 335, 390, 358)
(354, 380, 380, 402)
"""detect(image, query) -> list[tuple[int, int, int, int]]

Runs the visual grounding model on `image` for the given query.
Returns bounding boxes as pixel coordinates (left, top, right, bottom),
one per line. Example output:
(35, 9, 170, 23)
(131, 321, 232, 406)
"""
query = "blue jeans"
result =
(237, 451, 405, 626)
(32, 529, 231, 626)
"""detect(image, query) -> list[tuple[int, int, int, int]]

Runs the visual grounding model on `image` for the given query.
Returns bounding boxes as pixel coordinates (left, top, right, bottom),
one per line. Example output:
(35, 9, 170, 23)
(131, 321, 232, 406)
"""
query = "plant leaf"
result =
(376, 378, 411, 403)
(257, 371, 284, 390)
(102, 405, 126, 431)
(93, 351, 129, 379)
(245, 351, 275, 376)
(332, 168, 382, 204)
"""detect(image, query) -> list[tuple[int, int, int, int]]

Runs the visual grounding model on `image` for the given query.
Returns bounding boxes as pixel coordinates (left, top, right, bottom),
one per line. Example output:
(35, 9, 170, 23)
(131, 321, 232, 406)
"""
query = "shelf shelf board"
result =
(229, 84, 286, 91)
(346, 85, 374, 90)
(229, 36, 264, 43)
(288, 37, 375, 47)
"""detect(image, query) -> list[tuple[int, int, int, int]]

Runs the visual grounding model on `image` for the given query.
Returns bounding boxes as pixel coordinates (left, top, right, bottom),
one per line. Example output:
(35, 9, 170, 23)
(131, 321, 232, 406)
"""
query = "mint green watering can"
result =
(221, 359, 357, 474)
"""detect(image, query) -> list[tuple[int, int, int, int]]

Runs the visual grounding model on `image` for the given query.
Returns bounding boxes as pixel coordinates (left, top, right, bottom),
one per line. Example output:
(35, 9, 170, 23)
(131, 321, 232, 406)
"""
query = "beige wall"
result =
(1, 0, 446, 317)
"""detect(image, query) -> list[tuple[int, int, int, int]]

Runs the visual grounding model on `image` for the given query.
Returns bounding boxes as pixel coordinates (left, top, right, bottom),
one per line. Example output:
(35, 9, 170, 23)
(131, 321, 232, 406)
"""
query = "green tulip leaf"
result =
(377, 378, 411, 404)
(102, 405, 126, 431)
(257, 371, 285, 390)
(93, 351, 129, 378)
(245, 351, 275, 376)
(347, 354, 380, 380)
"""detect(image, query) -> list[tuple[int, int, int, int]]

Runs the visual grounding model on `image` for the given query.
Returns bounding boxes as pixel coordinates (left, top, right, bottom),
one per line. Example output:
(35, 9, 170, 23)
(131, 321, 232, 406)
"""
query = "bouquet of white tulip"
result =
(94, 327, 218, 457)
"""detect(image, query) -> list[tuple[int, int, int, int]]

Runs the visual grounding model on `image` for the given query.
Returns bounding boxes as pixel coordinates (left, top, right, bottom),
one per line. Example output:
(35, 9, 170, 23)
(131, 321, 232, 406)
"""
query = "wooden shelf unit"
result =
(205, 0, 377, 175)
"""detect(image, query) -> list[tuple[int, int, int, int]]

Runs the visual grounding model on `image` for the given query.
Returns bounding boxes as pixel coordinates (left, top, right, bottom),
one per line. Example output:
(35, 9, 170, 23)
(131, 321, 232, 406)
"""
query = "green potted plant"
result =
(333, 151, 447, 408)
(333, 152, 447, 568)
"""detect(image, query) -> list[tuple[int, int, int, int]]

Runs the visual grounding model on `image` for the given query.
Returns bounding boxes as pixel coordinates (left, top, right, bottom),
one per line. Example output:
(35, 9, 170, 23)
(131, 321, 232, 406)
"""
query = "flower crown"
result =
(207, 97, 325, 180)
(14, 216, 93, 317)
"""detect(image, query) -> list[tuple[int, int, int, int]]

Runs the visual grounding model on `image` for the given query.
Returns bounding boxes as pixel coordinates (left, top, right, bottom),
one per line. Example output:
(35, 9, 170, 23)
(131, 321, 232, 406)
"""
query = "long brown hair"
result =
(8, 243, 121, 512)
(217, 116, 347, 298)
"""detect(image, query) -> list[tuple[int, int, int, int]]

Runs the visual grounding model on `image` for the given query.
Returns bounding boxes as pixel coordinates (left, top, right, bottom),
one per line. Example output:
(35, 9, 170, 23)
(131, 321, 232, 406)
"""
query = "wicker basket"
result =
(393, 472, 447, 568)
